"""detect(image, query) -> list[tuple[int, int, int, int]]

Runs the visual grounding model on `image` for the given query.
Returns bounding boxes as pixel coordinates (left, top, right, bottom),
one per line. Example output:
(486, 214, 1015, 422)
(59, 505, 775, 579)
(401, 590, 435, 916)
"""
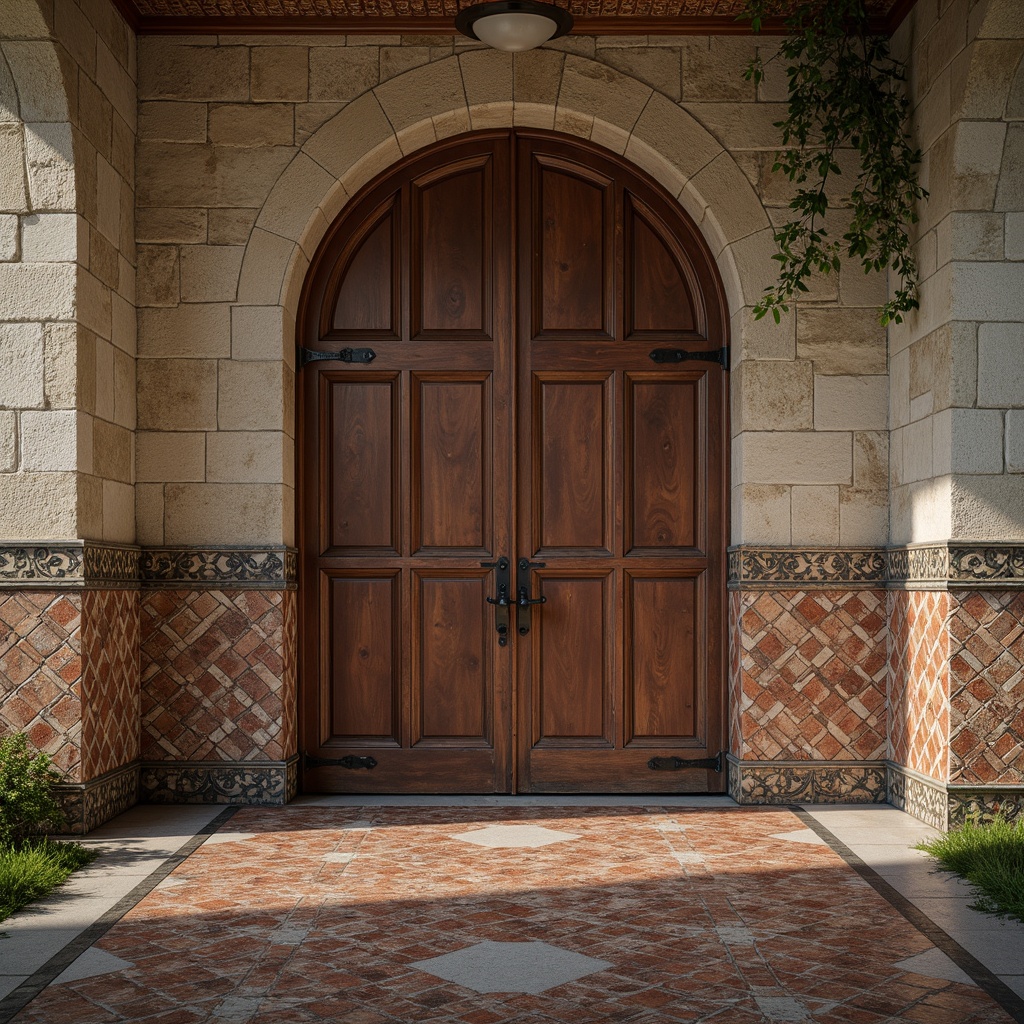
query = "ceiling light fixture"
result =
(455, 0, 573, 52)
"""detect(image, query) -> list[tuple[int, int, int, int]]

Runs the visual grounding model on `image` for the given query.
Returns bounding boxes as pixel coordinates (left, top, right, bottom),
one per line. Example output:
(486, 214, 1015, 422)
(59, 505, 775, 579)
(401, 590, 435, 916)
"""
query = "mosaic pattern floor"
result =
(14, 806, 1011, 1024)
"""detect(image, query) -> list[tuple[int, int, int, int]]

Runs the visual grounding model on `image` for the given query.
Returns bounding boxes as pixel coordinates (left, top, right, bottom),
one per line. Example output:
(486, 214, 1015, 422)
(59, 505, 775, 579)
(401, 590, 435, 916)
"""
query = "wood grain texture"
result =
(331, 208, 397, 336)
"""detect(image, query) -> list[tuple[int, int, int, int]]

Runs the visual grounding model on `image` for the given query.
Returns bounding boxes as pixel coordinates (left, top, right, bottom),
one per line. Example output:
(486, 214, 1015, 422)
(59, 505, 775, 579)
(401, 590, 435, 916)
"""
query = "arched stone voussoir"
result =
(372, 56, 468, 138)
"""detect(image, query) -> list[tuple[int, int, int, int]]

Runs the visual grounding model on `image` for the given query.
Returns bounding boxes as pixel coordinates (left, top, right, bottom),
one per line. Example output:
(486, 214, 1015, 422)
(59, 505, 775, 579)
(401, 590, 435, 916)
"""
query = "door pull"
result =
(516, 559, 546, 636)
(649, 347, 729, 371)
(298, 346, 377, 369)
(647, 752, 724, 773)
(482, 557, 511, 646)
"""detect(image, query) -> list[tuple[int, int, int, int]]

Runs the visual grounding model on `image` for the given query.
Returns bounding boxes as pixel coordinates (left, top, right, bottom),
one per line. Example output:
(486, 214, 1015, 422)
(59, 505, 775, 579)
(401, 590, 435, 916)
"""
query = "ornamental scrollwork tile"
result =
(141, 549, 294, 587)
(0, 546, 84, 584)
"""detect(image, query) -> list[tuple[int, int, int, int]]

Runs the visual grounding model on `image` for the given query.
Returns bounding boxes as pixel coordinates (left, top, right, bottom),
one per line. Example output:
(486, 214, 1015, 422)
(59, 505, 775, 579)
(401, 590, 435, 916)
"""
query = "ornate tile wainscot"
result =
(730, 545, 1024, 827)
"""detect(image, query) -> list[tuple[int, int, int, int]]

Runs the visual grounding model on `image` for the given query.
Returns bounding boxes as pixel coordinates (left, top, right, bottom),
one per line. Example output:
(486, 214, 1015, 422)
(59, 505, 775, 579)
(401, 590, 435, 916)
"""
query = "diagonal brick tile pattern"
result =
(0, 590, 83, 779)
(887, 590, 949, 782)
(735, 589, 888, 761)
(949, 590, 1024, 785)
(82, 589, 141, 778)
(140, 589, 293, 763)
(12, 806, 1011, 1024)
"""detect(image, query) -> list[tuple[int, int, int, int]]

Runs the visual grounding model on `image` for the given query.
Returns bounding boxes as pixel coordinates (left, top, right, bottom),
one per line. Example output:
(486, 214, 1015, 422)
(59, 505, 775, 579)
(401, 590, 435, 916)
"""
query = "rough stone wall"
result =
(890, 0, 1024, 544)
(132, 32, 887, 550)
(0, 0, 137, 544)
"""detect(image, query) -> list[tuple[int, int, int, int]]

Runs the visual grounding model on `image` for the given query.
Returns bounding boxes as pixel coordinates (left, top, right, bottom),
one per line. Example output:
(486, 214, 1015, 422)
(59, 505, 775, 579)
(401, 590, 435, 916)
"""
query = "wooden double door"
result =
(298, 130, 728, 794)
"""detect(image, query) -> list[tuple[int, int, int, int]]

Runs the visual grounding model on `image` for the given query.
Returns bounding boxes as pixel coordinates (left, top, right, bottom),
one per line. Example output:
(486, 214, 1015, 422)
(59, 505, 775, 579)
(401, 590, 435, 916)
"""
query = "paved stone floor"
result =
(2, 802, 1024, 1023)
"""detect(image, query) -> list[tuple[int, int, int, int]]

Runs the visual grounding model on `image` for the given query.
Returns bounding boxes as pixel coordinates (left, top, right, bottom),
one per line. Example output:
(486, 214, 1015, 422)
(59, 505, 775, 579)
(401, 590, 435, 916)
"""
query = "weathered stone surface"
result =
(978, 323, 1024, 408)
(218, 361, 284, 431)
(0, 471, 78, 537)
(995, 124, 1024, 211)
(791, 485, 840, 546)
(1, 41, 69, 122)
(138, 303, 231, 359)
(137, 358, 218, 430)
(136, 430, 206, 482)
(101, 478, 136, 544)
(0, 262, 75, 320)
(374, 57, 465, 132)
(43, 321, 76, 409)
(559, 55, 651, 133)
(0, 410, 15, 472)
(684, 102, 786, 151)
(735, 359, 813, 432)
(137, 244, 180, 307)
(139, 41, 249, 101)
(95, 37, 135, 133)
(231, 305, 284, 361)
(91, 417, 132, 482)
(600, 47, 680, 101)
(1006, 410, 1024, 473)
(136, 207, 206, 244)
(796, 308, 887, 374)
(0, 322, 45, 409)
(248, 45, 307, 103)
(309, 46, 378, 102)
(207, 430, 285, 483)
(24, 121, 76, 210)
(814, 376, 888, 431)
(19, 210, 76, 261)
(139, 101, 207, 143)
(179, 245, 245, 303)
(0, 214, 18, 260)
(460, 49, 512, 107)
(208, 208, 258, 245)
(236, 227, 297, 306)
(953, 262, 1024, 322)
(731, 483, 790, 545)
(256, 153, 335, 243)
(737, 431, 853, 485)
(164, 482, 285, 544)
(853, 430, 888, 492)
(953, 39, 1023, 118)
(689, 151, 768, 245)
(19, 409, 77, 471)
(0, 124, 27, 213)
(302, 91, 394, 179)
(680, 37, 757, 101)
(839, 487, 888, 546)
(209, 104, 295, 147)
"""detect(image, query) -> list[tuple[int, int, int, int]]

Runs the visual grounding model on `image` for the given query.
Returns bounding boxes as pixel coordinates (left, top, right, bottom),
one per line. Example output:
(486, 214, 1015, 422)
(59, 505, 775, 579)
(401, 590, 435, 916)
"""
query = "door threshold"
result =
(293, 794, 740, 807)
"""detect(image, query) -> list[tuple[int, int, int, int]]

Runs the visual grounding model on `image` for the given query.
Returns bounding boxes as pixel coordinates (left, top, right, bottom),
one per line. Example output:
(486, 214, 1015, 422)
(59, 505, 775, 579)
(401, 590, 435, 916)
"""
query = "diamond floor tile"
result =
(452, 824, 581, 848)
(411, 939, 612, 993)
(8, 805, 1016, 1024)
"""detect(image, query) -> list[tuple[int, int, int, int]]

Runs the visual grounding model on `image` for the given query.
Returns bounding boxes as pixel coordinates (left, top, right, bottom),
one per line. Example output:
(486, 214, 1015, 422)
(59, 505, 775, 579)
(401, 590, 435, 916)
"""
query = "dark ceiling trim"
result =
(884, 0, 917, 33)
(109, 0, 141, 32)
(130, 12, 895, 35)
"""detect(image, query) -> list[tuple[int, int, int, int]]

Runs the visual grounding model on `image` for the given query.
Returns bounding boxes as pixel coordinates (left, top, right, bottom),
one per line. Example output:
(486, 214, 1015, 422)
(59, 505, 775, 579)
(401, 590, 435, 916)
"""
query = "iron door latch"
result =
(304, 753, 378, 770)
(482, 557, 511, 646)
(298, 346, 377, 369)
(649, 347, 730, 371)
(516, 558, 546, 636)
(647, 752, 724, 773)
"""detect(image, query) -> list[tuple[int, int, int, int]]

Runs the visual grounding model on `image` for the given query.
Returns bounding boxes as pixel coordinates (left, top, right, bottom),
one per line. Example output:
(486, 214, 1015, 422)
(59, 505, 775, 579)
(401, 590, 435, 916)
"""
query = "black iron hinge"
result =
(649, 347, 730, 371)
(304, 753, 378, 770)
(298, 347, 376, 369)
(648, 751, 725, 773)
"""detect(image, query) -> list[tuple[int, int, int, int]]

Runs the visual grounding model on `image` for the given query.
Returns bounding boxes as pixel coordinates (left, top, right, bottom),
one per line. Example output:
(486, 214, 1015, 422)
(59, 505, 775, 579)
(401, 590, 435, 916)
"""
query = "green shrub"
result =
(0, 733, 66, 846)
(0, 839, 97, 921)
(917, 815, 1024, 924)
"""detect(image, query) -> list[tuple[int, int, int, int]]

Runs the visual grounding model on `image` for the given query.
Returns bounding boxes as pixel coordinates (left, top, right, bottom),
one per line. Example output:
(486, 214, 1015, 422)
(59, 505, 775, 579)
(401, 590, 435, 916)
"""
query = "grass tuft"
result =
(916, 815, 1024, 924)
(0, 839, 98, 922)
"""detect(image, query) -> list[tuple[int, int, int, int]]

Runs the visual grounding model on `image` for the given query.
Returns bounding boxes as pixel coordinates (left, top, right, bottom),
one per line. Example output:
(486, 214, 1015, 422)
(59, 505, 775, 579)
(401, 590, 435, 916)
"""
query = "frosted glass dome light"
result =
(455, 1, 573, 52)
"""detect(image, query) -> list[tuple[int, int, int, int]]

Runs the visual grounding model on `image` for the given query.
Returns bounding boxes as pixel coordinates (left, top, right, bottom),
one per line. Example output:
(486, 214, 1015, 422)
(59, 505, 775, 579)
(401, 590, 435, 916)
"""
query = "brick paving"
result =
(13, 805, 1012, 1023)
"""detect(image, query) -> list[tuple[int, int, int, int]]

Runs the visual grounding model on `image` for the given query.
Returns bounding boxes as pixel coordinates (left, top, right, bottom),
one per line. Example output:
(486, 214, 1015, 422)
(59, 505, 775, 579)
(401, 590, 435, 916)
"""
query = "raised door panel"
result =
(626, 375, 702, 553)
(412, 572, 492, 747)
(412, 376, 490, 553)
(324, 572, 401, 745)
(531, 574, 613, 747)
(625, 196, 702, 337)
(323, 375, 400, 555)
(531, 158, 614, 338)
(533, 376, 612, 554)
(329, 201, 399, 337)
(412, 158, 492, 337)
(625, 573, 702, 745)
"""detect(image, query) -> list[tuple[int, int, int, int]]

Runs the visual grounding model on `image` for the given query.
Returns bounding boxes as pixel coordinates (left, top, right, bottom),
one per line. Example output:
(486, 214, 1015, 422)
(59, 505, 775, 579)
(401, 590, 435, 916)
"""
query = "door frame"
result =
(295, 128, 731, 794)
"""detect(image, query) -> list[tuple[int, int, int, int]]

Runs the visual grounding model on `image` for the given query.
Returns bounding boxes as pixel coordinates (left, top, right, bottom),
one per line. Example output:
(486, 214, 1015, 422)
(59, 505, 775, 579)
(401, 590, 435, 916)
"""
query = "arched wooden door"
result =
(298, 130, 729, 794)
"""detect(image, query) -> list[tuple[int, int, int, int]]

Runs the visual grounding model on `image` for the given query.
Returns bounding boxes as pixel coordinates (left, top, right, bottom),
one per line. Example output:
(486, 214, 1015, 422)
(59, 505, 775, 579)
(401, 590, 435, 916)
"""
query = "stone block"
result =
(137, 207, 207, 244)
(135, 483, 164, 545)
(553, 108, 593, 140)
(995, 125, 1024, 212)
(94, 337, 115, 421)
(137, 245, 180, 308)
(0, 124, 28, 214)
(138, 303, 231, 359)
(935, 408, 1004, 475)
(853, 431, 888, 491)
(688, 152, 768, 246)
(953, 39, 1024, 119)
(179, 246, 245, 303)
(231, 305, 285, 361)
(207, 431, 286, 483)
(600, 47, 681, 101)
(978, 323, 1024, 408)
(951, 120, 1006, 209)
(0, 410, 15, 472)
(236, 228, 296, 306)
(138, 102, 207, 143)
(252, 46, 309, 102)
(951, 474, 1024, 541)
(0, 322, 45, 409)
(209, 208, 258, 245)
(902, 416, 933, 484)
(791, 485, 840, 546)
(735, 359, 813, 432)
(839, 488, 888, 546)
(796, 308, 887, 374)
(510, 49, 563, 106)
(78, 470, 104, 539)
(163, 482, 285, 545)
(737, 431, 852, 485)
(1, 41, 69, 122)
(1006, 410, 1024, 473)
(255, 153, 335, 243)
(558, 55, 651, 134)
(909, 391, 933, 423)
(136, 430, 206, 482)
(0, 215, 17, 260)
(20, 409, 78, 471)
(43, 321, 77, 409)
(137, 358, 218, 430)
(814, 376, 888, 431)
(136, 142, 296, 210)
(682, 102, 786, 151)
(302, 92, 395, 180)
(731, 483, 790, 545)
(24, 122, 75, 211)
(890, 348, 910, 430)
(680, 37, 757, 101)
(101, 479, 136, 545)
(731, 305, 796, 362)
(459, 49, 512, 107)
(96, 153, 123, 244)
(309, 46, 379, 102)
(1007, 213, 1024, 261)
(0, 263, 75, 321)
(373, 57, 464, 132)
(0, 472, 78, 537)
(77, 267, 112, 340)
(380, 47, 431, 80)
(95, 37, 136, 133)
(295, 102, 344, 144)
(91, 417, 133, 483)
(209, 104, 295, 147)
(218, 361, 285, 431)
(139, 40, 249, 101)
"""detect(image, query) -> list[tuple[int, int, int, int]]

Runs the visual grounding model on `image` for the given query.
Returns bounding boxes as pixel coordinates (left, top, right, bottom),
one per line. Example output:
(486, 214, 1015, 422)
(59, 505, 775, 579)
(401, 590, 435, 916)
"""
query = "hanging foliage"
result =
(742, 0, 927, 325)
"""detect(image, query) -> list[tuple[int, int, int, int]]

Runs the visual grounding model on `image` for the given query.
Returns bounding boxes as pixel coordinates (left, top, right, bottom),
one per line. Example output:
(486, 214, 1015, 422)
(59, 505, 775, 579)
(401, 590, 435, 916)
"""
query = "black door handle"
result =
(516, 558, 546, 636)
(482, 557, 511, 646)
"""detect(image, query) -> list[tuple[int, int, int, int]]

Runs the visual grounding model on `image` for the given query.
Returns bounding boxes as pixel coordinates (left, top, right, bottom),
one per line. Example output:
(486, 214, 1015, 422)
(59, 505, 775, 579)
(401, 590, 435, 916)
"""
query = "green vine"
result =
(742, 0, 927, 325)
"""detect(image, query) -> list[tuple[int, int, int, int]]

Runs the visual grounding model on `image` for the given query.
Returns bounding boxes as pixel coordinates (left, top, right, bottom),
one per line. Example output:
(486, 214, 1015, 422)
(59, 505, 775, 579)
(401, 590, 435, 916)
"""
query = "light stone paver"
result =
(53, 950, 135, 985)
(452, 824, 581, 848)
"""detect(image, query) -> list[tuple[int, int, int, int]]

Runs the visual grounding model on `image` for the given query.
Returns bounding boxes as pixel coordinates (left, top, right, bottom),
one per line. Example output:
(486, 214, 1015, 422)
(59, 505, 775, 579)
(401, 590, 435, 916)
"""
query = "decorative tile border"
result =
(140, 548, 297, 589)
(948, 787, 1024, 827)
(887, 763, 1024, 829)
(53, 762, 141, 834)
(727, 756, 887, 805)
(139, 757, 299, 805)
(730, 544, 1024, 590)
(0, 545, 85, 586)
